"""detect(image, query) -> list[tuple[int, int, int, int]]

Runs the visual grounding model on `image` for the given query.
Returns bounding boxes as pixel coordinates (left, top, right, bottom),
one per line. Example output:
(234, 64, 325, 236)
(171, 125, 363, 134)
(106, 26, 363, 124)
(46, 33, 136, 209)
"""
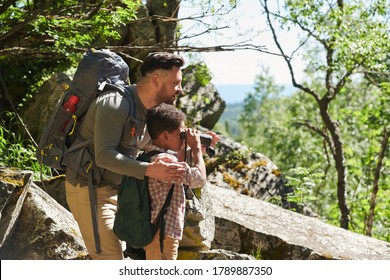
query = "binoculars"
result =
(180, 131, 215, 157)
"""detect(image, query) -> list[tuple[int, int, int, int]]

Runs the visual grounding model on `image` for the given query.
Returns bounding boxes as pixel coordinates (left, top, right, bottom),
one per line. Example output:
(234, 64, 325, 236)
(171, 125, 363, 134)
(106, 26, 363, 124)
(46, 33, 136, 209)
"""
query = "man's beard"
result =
(156, 84, 176, 105)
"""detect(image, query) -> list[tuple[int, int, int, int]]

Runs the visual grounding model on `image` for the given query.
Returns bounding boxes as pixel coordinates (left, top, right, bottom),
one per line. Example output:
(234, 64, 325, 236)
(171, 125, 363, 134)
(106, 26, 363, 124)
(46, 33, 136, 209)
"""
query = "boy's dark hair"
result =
(147, 103, 186, 140)
(140, 52, 185, 76)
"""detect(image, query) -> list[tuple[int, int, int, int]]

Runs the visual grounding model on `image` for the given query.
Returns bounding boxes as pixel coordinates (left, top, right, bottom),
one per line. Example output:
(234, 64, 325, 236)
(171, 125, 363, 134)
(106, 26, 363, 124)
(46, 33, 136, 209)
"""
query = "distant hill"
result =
(215, 83, 295, 104)
(215, 102, 244, 137)
(214, 83, 296, 138)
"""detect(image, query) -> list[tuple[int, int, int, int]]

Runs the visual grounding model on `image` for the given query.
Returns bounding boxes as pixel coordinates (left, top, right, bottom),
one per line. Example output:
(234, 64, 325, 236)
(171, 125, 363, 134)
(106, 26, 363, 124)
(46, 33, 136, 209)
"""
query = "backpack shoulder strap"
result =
(122, 85, 138, 124)
(157, 183, 175, 252)
(147, 150, 162, 158)
(145, 148, 175, 252)
(101, 83, 140, 146)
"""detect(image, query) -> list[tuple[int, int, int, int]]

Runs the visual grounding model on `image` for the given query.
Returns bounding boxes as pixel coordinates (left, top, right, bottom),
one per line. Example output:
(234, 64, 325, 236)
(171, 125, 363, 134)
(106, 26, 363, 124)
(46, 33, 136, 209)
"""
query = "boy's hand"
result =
(200, 131, 220, 156)
(204, 130, 221, 147)
(184, 128, 202, 151)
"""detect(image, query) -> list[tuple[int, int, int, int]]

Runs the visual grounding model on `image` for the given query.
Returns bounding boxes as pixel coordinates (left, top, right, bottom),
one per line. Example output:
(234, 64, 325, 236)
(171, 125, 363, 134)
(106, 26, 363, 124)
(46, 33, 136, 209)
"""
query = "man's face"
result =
(156, 66, 183, 105)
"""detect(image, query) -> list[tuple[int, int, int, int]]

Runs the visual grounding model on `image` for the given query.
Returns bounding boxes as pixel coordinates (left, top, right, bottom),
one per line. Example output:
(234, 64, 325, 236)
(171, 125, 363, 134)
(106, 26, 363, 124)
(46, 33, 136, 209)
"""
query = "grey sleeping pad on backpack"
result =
(36, 48, 137, 255)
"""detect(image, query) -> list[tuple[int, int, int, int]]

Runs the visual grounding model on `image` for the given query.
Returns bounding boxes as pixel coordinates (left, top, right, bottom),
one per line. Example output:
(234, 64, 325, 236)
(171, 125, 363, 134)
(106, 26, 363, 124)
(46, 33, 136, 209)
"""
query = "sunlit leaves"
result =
(237, 65, 388, 240)
(0, 112, 52, 180)
(0, 1, 141, 54)
(284, 0, 389, 78)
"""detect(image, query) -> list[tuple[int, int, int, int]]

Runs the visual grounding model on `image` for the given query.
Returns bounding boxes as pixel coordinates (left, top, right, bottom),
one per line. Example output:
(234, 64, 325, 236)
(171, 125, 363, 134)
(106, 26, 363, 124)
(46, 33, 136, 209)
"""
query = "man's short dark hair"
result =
(140, 52, 185, 76)
(146, 103, 186, 140)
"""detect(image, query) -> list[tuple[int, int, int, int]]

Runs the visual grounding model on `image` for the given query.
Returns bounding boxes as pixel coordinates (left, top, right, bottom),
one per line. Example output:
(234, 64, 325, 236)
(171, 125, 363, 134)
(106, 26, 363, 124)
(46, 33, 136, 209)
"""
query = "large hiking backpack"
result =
(36, 48, 130, 171)
(36, 48, 135, 254)
(113, 151, 175, 259)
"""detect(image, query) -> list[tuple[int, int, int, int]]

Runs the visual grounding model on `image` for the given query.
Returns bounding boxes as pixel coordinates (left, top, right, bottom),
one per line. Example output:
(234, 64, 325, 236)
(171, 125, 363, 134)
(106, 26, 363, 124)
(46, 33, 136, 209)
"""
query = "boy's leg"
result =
(144, 231, 179, 260)
(65, 181, 123, 260)
(162, 235, 179, 260)
(144, 230, 163, 260)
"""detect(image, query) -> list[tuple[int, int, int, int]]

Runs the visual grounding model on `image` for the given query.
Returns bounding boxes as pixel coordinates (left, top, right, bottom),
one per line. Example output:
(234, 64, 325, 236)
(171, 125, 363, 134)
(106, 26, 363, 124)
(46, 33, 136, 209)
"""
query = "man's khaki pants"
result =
(65, 180, 123, 260)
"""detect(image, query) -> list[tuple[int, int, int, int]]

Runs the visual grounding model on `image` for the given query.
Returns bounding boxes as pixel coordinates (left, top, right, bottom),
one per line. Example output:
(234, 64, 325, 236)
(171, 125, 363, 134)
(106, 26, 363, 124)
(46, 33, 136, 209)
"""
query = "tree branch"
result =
(109, 43, 275, 55)
(0, 47, 66, 60)
(0, 42, 280, 63)
(294, 120, 333, 152)
(0, 0, 17, 15)
(262, 0, 320, 102)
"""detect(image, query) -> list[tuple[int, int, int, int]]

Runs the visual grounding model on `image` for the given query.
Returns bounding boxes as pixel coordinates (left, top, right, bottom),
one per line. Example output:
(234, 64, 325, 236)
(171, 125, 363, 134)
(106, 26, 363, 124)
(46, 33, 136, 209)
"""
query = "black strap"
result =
(88, 172, 101, 254)
(144, 149, 175, 253)
(182, 140, 193, 199)
(158, 183, 175, 253)
(147, 150, 163, 158)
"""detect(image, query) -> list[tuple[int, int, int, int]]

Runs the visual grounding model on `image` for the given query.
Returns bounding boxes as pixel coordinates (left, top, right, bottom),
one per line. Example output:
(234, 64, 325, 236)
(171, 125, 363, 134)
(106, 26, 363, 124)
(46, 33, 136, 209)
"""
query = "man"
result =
(65, 52, 186, 259)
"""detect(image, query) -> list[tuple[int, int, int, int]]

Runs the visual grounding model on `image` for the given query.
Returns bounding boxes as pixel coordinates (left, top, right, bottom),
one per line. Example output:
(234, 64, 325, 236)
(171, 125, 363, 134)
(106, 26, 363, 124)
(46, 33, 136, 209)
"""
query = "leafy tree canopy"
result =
(0, 0, 140, 89)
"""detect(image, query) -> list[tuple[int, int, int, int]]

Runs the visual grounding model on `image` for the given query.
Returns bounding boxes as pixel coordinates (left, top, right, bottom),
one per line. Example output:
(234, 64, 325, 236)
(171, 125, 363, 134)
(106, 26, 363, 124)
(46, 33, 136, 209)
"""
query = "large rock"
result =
(207, 136, 288, 200)
(34, 175, 69, 211)
(120, 4, 157, 83)
(180, 183, 215, 251)
(34, 174, 215, 254)
(22, 73, 71, 141)
(178, 65, 226, 129)
(209, 185, 390, 260)
(0, 168, 30, 248)
(0, 170, 88, 260)
(205, 136, 318, 217)
(179, 249, 255, 260)
(2, 168, 390, 260)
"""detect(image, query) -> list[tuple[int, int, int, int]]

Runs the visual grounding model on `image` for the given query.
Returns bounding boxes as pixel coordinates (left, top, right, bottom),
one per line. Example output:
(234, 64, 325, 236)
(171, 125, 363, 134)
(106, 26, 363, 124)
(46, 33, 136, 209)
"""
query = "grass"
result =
(0, 112, 52, 181)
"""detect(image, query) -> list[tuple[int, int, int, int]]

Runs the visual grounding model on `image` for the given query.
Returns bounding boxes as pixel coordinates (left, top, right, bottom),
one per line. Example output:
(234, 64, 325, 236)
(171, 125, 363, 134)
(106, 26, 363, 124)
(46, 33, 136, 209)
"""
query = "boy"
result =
(143, 103, 207, 260)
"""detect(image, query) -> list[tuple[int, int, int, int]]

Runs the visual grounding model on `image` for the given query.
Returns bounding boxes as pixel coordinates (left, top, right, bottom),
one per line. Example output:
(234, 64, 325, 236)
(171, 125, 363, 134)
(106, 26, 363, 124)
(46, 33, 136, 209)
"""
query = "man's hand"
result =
(145, 154, 186, 182)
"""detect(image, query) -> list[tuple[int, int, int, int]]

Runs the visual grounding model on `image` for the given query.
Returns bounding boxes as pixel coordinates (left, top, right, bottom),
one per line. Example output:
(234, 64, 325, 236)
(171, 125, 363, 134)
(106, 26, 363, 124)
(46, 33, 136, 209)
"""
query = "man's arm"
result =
(94, 92, 185, 181)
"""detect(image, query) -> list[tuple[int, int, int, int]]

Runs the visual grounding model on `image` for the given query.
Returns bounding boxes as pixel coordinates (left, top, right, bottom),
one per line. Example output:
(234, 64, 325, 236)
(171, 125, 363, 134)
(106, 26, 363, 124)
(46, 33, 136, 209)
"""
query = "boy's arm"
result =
(183, 128, 206, 178)
(190, 145, 206, 179)
(182, 128, 207, 188)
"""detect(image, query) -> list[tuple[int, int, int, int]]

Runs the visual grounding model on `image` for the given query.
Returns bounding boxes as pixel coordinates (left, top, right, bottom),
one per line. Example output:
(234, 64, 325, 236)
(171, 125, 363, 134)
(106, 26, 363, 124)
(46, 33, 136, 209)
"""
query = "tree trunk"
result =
(318, 99, 350, 229)
(146, 0, 180, 45)
(366, 127, 389, 236)
(125, 0, 180, 83)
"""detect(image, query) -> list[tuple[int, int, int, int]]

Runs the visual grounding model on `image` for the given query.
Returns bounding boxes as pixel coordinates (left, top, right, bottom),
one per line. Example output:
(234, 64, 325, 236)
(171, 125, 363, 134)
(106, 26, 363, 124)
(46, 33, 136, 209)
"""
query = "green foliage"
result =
(182, 58, 213, 87)
(0, 1, 140, 54)
(0, 0, 141, 105)
(235, 65, 389, 240)
(250, 245, 263, 260)
(285, 0, 389, 77)
(248, 0, 390, 239)
(341, 82, 389, 239)
(0, 112, 52, 181)
(285, 163, 323, 207)
(237, 69, 324, 173)
(224, 149, 249, 168)
(193, 63, 212, 86)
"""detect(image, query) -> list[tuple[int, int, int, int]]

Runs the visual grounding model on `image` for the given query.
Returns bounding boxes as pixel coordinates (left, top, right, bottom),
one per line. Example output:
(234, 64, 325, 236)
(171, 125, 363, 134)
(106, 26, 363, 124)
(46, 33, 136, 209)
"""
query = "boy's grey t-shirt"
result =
(66, 85, 149, 187)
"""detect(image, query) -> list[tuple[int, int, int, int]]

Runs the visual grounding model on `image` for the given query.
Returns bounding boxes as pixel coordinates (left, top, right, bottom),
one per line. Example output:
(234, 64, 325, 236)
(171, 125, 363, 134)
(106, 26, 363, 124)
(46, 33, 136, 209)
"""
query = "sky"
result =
(179, 0, 305, 86)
